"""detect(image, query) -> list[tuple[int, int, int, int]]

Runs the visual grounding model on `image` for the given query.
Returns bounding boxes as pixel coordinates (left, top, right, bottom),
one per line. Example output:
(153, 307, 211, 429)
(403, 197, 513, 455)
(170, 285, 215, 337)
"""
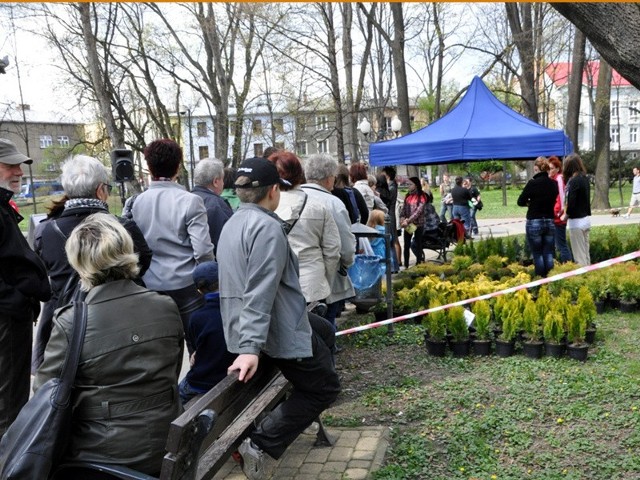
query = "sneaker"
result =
(238, 438, 266, 480)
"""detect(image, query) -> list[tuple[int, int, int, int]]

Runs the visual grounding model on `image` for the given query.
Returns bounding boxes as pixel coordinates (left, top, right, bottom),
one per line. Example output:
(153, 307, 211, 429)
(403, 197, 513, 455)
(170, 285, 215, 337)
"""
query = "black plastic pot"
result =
(619, 300, 637, 313)
(494, 339, 515, 358)
(449, 339, 470, 358)
(594, 300, 606, 314)
(567, 343, 589, 362)
(585, 326, 597, 344)
(472, 339, 492, 356)
(544, 341, 565, 358)
(522, 340, 544, 359)
(425, 335, 447, 357)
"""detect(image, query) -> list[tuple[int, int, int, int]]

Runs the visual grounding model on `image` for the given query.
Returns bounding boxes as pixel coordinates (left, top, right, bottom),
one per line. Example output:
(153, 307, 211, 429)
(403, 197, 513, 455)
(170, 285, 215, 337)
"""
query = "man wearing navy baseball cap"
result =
(218, 156, 339, 479)
(0, 138, 51, 435)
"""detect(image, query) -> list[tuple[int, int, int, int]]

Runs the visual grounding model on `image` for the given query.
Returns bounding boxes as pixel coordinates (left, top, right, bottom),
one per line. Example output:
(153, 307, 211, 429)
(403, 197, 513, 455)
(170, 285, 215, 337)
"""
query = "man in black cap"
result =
(0, 138, 51, 435)
(217, 157, 340, 480)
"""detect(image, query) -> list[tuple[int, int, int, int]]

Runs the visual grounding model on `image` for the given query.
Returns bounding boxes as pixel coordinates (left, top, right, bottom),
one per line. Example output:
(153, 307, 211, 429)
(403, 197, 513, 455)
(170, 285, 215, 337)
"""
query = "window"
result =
(316, 115, 328, 130)
(630, 101, 639, 119)
(39, 135, 52, 149)
(384, 117, 392, 131)
(317, 139, 328, 153)
(254, 143, 264, 157)
(57, 136, 69, 147)
(611, 127, 620, 144)
(196, 122, 207, 137)
(253, 119, 262, 135)
(273, 119, 284, 134)
(631, 152, 639, 159)
(296, 141, 307, 156)
(611, 101, 619, 118)
(631, 127, 638, 144)
(198, 146, 209, 159)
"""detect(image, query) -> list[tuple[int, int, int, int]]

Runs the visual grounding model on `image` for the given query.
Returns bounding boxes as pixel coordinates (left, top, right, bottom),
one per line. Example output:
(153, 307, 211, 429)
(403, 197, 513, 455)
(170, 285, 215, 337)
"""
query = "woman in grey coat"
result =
(35, 214, 184, 475)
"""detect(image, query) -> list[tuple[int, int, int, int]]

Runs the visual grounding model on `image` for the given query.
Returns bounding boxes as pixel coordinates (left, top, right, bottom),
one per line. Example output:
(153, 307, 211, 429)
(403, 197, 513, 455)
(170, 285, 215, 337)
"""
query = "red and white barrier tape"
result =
(336, 250, 640, 337)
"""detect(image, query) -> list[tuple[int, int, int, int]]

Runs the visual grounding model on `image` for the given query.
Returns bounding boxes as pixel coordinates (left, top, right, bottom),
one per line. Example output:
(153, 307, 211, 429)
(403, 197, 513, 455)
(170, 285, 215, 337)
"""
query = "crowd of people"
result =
(0, 135, 601, 478)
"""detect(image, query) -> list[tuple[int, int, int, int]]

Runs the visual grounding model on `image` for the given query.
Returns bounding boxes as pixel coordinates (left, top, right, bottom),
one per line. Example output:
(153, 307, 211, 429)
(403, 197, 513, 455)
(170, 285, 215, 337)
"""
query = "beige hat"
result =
(0, 139, 32, 165)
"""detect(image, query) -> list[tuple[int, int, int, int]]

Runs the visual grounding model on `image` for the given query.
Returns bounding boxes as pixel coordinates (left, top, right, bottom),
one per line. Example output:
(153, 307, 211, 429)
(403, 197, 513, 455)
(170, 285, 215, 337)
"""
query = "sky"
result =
(0, 3, 481, 125)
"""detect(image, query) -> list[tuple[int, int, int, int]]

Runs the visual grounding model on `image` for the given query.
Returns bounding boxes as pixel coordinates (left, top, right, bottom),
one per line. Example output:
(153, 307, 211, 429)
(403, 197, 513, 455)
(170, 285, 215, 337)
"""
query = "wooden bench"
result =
(51, 363, 334, 480)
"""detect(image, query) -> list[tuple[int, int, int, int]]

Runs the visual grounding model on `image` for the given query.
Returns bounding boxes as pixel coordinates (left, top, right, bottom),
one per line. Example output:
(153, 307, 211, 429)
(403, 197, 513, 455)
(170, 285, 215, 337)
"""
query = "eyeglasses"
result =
(102, 183, 113, 194)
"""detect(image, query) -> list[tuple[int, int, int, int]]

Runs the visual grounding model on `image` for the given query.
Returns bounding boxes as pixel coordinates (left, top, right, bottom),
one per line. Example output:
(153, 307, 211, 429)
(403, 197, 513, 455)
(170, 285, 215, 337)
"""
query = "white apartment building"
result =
(546, 61, 640, 160)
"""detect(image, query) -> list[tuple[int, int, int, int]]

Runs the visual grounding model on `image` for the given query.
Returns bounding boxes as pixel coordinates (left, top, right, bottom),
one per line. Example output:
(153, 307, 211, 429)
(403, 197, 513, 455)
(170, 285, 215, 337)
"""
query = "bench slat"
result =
(160, 364, 289, 480)
(195, 374, 290, 480)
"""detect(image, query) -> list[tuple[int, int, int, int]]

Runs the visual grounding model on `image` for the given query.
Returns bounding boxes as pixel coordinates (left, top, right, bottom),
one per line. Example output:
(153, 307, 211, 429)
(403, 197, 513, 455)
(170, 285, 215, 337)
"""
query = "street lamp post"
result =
(356, 114, 402, 335)
(180, 109, 195, 189)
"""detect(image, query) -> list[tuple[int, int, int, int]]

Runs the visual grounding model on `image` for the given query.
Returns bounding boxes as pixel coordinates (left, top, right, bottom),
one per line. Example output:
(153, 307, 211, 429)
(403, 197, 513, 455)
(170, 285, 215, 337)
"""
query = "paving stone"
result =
(344, 467, 369, 479)
(322, 461, 349, 472)
(328, 447, 354, 462)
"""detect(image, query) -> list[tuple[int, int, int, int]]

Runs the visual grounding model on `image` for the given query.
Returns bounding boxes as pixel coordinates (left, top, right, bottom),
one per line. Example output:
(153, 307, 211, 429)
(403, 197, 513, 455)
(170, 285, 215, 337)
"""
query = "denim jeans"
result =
(439, 202, 453, 222)
(554, 223, 573, 263)
(452, 205, 471, 233)
(526, 218, 556, 277)
(469, 206, 479, 234)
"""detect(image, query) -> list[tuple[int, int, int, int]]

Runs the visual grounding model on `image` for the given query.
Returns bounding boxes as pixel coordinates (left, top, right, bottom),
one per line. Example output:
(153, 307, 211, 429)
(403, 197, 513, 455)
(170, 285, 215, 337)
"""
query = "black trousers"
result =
(0, 312, 34, 436)
(250, 313, 341, 459)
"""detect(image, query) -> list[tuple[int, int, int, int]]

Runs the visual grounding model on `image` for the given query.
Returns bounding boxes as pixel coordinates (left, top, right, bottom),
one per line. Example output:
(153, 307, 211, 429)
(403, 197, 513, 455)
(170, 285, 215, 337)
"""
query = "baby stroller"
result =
(420, 204, 466, 262)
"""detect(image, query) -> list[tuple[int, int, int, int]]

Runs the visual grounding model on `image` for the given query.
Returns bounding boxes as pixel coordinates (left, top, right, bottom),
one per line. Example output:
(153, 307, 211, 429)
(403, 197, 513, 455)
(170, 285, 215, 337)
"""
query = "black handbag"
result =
(0, 299, 88, 480)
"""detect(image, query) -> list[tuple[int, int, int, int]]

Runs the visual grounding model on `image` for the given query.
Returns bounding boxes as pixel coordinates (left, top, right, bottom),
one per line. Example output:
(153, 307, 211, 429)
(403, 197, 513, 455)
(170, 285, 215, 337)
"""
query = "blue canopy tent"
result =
(369, 76, 573, 167)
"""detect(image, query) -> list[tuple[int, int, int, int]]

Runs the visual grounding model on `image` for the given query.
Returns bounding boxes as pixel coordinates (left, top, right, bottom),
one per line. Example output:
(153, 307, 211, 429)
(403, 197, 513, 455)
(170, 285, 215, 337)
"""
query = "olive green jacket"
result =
(35, 280, 184, 474)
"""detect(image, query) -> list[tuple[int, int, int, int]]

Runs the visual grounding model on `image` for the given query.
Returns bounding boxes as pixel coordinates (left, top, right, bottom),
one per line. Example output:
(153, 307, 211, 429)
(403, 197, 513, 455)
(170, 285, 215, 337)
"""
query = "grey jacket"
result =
(217, 203, 312, 359)
(129, 181, 214, 291)
(301, 183, 356, 303)
(34, 280, 184, 474)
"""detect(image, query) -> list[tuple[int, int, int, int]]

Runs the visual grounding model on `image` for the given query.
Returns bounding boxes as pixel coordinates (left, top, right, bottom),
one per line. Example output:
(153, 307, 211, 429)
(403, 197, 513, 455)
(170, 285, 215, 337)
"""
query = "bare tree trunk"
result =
(320, 4, 346, 163)
(389, 3, 416, 176)
(565, 29, 586, 152)
(341, 4, 358, 164)
(592, 59, 612, 210)
(78, 3, 124, 148)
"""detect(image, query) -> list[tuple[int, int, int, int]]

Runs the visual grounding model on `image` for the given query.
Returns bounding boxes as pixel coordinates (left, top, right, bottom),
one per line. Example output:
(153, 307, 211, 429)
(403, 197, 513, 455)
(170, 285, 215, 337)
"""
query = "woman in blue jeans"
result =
(517, 158, 559, 277)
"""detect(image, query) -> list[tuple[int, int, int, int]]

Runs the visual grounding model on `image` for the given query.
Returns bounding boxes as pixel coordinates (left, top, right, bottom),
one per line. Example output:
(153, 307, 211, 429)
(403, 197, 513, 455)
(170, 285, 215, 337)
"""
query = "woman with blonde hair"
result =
(35, 214, 184, 474)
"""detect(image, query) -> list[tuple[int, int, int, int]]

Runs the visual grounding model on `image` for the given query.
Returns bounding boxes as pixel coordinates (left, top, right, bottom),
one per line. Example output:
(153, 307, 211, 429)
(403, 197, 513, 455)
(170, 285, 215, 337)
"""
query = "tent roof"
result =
(369, 76, 573, 167)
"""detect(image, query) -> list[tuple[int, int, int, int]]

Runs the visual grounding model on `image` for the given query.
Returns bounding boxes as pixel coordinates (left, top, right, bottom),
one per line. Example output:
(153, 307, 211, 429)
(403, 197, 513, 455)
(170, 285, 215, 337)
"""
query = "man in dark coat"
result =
(191, 158, 233, 257)
(0, 138, 51, 435)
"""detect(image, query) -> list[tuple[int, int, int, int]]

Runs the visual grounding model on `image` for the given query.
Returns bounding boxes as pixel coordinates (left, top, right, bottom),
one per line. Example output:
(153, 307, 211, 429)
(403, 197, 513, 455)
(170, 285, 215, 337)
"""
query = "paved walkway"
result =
(213, 426, 389, 480)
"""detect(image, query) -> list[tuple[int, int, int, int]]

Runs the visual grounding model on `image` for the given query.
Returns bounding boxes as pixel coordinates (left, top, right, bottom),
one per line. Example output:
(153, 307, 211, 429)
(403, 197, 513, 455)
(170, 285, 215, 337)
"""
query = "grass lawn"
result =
(332, 308, 640, 480)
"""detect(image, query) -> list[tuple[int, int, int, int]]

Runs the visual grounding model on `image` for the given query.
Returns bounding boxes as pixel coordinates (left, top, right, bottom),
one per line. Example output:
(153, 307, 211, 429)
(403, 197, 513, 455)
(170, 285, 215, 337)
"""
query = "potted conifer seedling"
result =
(566, 304, 588, 362)
(495, 301, 517, 358)
(472, 300, 492, 356)
(448, 306, 470, 357)
(522, 298, 543, 359)
(576, 286, 598, 343)
(423, 299, 447, 357)
(543, 310, 566, 358)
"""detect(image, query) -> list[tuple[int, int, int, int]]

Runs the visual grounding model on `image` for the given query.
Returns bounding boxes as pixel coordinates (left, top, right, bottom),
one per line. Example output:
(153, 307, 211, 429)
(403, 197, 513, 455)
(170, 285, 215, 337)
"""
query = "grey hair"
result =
(65, 213, 140, 291)
(194, 158, 224, 187)
(235, 176, 271, 204)
(303, 153, 338, 183)
(61, 155, 110, 199)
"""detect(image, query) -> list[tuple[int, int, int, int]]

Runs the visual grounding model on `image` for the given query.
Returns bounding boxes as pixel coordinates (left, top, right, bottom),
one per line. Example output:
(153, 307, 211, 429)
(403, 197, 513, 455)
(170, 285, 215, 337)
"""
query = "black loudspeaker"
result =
(111, 149, 135, 182)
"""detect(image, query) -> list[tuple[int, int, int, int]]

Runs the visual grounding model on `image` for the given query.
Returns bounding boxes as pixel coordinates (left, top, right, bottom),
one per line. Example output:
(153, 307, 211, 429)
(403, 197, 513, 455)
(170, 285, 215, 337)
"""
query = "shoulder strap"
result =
(55, 297, 88, 407)
(286, 192, 308, 235)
